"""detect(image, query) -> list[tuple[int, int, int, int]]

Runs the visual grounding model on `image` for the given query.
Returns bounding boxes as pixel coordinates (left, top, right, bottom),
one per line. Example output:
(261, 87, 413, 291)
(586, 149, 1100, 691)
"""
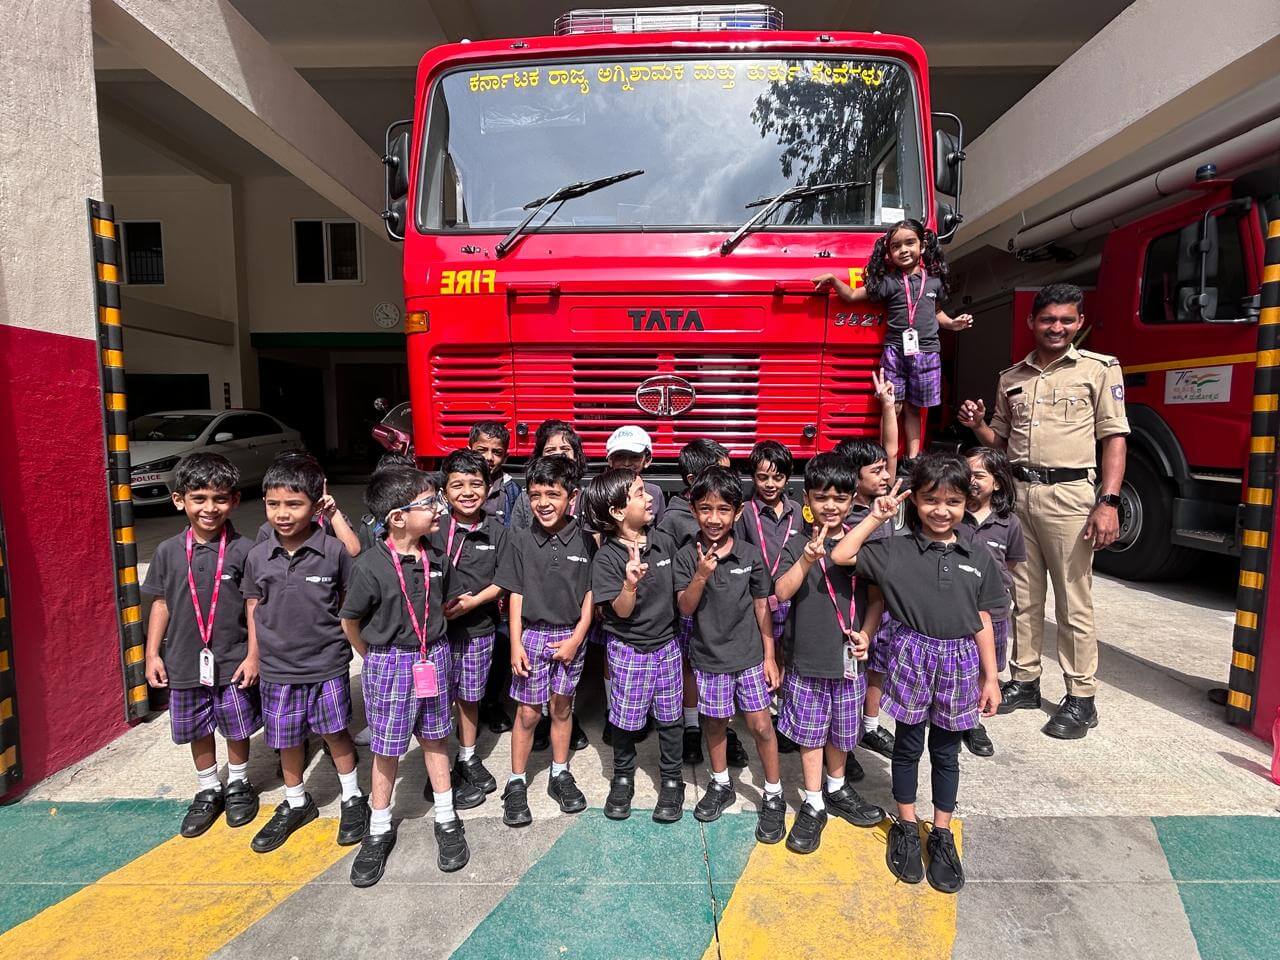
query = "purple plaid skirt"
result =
(776, 671, 866, 751)
(695, 662, 772, 719)
(363, 643, 453, 755)
(881, 343, 942, 409)
(606, 634, 683, 731)
(769, 599, 791, 642)
(881, 626, 980, 731)
(261, 675, 352, 749)
(510, 623, 586, 706)
(450, 631, 495, 703)
(992, 617, 1009, 672)
(168, 684, 262, 745)
(867, 613, 897, 675)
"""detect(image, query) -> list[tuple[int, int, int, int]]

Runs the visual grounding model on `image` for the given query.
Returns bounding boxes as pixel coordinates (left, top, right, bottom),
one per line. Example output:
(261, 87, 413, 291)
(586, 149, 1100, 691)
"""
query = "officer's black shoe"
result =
(223, 779, 258, 829)
(180, 787, 224, 838)
(996, 678, 1041, 714)
(337, 795, 371, 846)
(725, 729, 749, 768)
(532, 715, 551, 751)
(501, 779, 533, 827)
(652, 778, 686, 823)
(886, 819, 924, 884)
(604, 775, 634, 820)
(1042, 695, 1098, 740)
(484, 700, 514, 734)
(683, 727, 704, 765)
(925, 825, 965, 894)
(962, 723, 995, 756)
(251, 795, 319, 853)
(570, 715, 589, 752)
(860, 725, 896, 758)
(823, 784, 885, 828)
(349, 826, 397, 888)
(756, 793, 787, 844)
(785, 802, 828, 855)
(845, 752, 866, 783)
(693, 781, 735, 823)
(434, 818, 470, 873)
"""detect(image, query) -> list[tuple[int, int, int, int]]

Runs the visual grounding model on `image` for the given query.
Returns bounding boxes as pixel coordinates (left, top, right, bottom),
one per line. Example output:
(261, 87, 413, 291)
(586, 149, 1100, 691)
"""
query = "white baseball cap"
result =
(606, 425, 653, 456)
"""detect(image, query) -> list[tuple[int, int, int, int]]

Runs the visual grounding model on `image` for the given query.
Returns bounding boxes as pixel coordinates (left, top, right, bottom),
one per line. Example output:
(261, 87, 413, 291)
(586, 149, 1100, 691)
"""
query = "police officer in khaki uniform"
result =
(958, 283, 1128, 739)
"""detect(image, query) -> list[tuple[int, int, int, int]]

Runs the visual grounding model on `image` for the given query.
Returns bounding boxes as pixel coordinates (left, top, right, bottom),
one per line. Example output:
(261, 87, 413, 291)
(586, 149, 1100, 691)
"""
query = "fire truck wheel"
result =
(1094, 452, 1195, 581)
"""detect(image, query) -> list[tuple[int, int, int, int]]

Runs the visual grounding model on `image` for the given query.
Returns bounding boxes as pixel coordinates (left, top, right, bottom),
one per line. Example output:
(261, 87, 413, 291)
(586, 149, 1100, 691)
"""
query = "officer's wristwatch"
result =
(1095, 493, 1122, 508)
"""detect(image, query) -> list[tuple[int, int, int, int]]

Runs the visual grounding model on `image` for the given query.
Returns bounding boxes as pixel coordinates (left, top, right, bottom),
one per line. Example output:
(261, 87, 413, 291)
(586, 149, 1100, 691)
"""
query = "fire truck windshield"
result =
(417, 56, 923, 234)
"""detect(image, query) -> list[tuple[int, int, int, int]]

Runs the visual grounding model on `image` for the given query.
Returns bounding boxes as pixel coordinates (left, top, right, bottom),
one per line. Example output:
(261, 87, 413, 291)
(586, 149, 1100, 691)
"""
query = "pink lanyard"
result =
(751, 501, 794, 577)
(185, 527, 227, 649)
(385, 540, 429, 657)
(901, 269, 927, 329)
(445, 518, 473, 566)
(817, 556, 858, 636)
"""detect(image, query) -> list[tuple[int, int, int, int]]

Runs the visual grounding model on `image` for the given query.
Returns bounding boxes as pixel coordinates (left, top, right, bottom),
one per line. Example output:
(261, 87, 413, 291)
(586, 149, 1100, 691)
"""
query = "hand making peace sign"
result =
(695, 541, 720, 579)
(624, 541, 649, 589)
(803, 521, 833, 563)
(871, 478, 913, 524)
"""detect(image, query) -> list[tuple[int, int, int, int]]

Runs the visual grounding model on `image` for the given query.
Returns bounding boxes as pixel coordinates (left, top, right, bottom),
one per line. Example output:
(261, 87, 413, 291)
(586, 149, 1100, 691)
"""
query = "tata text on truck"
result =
(381, 5, 964, 468)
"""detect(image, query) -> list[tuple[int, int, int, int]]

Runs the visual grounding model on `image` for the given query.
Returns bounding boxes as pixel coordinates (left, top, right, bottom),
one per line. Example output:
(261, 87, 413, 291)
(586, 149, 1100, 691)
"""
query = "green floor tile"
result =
(1153, 815, 1280, 882)
(1169, 883, 1280, 960)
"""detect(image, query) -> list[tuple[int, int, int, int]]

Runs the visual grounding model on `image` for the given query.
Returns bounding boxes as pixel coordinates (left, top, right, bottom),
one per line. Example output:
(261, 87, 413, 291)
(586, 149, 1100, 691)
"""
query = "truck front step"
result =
(1172, 528, 1235, 554)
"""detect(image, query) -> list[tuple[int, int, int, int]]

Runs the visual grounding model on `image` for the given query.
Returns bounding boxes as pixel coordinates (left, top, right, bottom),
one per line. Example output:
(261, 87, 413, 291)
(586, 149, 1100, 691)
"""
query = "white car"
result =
(129, 409, 303, 506)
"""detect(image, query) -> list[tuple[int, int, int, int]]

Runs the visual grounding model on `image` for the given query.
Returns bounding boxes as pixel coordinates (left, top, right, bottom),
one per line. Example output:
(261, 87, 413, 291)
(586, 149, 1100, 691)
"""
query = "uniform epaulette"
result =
(1077, 349, 1119, 367)
(999, 360, 1023, 376)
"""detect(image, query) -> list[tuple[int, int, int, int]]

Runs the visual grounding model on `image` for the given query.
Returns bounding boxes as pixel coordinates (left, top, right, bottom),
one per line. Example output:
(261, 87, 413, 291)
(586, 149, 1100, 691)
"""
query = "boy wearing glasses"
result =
(340, 468, 475, 885)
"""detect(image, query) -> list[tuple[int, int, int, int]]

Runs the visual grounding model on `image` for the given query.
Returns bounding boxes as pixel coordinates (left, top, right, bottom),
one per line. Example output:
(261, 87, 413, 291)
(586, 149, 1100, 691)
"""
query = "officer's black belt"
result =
(1014, 465, 1090, 485)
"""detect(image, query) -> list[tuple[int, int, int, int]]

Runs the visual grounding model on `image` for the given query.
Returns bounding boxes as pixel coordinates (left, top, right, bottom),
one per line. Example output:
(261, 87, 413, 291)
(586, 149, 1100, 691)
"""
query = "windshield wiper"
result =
(494, 169, 645, 257)
(720, 179, 869, 255)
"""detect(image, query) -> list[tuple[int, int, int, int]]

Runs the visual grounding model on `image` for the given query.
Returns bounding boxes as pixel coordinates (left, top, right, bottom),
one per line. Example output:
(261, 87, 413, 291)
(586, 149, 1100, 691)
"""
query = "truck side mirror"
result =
(1185, 197, 1252, 321)
(936, 200, 964, 245)
(382, 120, 412, 241)
(931, 113, 965, 242)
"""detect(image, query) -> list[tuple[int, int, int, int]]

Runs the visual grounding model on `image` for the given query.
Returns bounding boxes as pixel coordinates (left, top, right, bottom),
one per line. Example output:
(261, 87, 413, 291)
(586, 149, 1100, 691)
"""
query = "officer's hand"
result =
(957, 398, 986, 428)
(1084, 503, 1120, 551)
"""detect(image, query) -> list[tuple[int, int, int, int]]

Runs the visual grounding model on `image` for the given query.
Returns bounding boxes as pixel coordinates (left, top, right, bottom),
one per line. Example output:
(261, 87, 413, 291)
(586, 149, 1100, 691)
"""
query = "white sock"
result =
(603, 678, 613, 710)
(434, 788, 456, 824)
(458, 743, 476, 762)
(338, 768, 361, 802)
(284, 782, 307, 809)
(369, 805, 392, 836)
(711, 768, 731, 786)
(196, 765, 220, 792)
(683, 707, 700, 729)
(551, 760, 568, 778)
(541, 703, 550, 718)
(227, 761, 249, 785)
(805, 789, 825, 812)
(825, 774, 845, 793)
(863, 714, 880, 733)
(507, 771, 527, 785)
(764, 780, 782, 797)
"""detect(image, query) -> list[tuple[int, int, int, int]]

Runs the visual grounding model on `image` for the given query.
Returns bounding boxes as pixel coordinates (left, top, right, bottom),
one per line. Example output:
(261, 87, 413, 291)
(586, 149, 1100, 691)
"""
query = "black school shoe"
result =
(425, 771, 486, 809)
(683, 727, 704, 764)
(926, 826, 965, 893)
(845, 752, 866, 783)
(180, 787, 225, 838)
(652, 778, 686, 823)
(725, 729, 749, 769)
(350, 825, 397, 888)
(824, 784, 885, 828)
(886, 820, 924, 884)
(434, 818, 470, 873)
(860, 725, 896, 759)
(548, 770, 587, 814)
(756, 793, 786, 844)
(605, 775, 634, 820)
(251, 795, 319, 853)
(455, 756, 498, 795)
(570, 715, 589, 751)
(224, 779, 259, 828)
(337, 795, 371, 846)
(1043, 695, 1098, 740)
(785, 802, 828, 854)
(693, 781, 735, 823)
(962, 723, 995, 757)
(997, 678, 1041, 714)
(532, 715, 551, 751)
(502, 779, 533, 827)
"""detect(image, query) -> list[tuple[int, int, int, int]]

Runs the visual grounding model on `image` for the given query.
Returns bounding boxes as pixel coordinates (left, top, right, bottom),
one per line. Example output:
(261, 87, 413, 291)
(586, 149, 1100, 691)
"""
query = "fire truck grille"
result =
(819, 349, 886, 439)
(429, 349, 516, 446)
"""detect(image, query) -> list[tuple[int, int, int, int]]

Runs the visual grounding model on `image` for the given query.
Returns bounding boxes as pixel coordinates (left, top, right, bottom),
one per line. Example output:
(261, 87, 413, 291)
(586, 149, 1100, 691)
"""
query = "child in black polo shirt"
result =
(254, 451, 362, 558)
(737, 440, 803, 642)
(586, 468, 685, 823)
(773, 454, 887, 855)
(830, 455, 1005, 895)
(430, 450, 505, 797)
(340, 467, 474, 884)
(143, 453, 261, 839)
(674, 466, 786, 845)
(469, 421, 522, 526)
(242, 456, 365, 855)
(495, 455, 595, 828)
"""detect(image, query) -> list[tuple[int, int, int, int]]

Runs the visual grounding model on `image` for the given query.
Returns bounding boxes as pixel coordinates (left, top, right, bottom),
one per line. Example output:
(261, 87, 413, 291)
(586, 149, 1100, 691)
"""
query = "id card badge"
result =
(198, 648, 216, 687)
(901, 328, 921, 357)
(412, 659, 439, 698)
(768, 594, 779, 612)
(842, 641, 860, 680)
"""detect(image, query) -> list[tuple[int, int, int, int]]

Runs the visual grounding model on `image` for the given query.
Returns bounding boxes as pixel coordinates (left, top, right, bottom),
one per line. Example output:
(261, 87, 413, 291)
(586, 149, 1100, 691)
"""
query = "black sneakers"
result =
(823, 784, 885, 828)
(682, 727, 704, 765)
(925, 825, 965, 893)
(785, 802, 828, 854)
(548, 770, 587, 814)
(337, 795, 371, 846)
(693, 781, 735, 823)
(251, 795, 319, 853)
(845, 752, 866, 783)
(1043, 695, 1098, 739)
(426, 769, 487, 809)
(756, 793, 786, 844)
(435, 818, 470, 872)
(962, 723, 995, 756)
(349, 825, 397, 888)
(180, 787, 225, 838)
(223, 779, 258, 828)
(886, 820, 924, 884)
(605, 775, 634, 820)
(502, 778, 533, 827)
(455, 756, 498, 795)
(997, 678, 1041, 714)
(652, 778, 686, 823)
(570, 715, 589, 751)
(860, 725, 896, 758)
(725, 729, 749, 768)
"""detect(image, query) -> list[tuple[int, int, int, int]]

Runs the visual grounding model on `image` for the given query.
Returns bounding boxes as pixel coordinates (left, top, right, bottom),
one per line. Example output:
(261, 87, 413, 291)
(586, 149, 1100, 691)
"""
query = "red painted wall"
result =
(0, 324, 130, 796)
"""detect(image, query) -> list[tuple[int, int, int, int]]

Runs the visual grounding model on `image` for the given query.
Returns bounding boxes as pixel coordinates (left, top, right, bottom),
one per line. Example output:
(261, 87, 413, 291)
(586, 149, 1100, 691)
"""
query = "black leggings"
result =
(891, 721, 962, 813)
(612, 720, 684, 781)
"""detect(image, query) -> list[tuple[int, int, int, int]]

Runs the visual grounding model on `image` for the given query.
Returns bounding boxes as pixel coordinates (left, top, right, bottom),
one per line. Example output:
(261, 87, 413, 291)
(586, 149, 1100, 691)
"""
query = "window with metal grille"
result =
(294, 219, 363, 284)
(122, 221, 165, 285)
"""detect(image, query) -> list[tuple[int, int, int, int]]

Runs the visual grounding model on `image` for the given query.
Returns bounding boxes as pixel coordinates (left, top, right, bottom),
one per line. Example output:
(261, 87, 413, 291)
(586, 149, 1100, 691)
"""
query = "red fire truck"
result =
(380, 5, 963, 466)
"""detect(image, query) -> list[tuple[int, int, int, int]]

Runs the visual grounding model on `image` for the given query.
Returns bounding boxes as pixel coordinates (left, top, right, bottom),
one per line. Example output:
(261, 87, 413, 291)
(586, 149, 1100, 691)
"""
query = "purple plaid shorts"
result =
(676, 616, 694, 655)
(769, 599, 791, 642)
(168, 684, 262, 745)
(362, 644, 453, 755)
(881, 343, 942, 409)
(992, 617, 1009, 672)
(694, 662, 772, 720)
(867, 613, 897, 675)
(587, 623, 606, 646)
(510, 624, 586, 706)
(881, 626, 980, 731)
(261, 675, 352, 749)
(776, 671, 866, 751)
(449, 631, 495, 703)
(606, 634, 683, 731)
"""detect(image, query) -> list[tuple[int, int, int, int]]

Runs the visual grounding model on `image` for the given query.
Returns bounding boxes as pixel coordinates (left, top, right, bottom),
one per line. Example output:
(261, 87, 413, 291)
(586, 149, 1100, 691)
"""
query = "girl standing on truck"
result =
(814, 219, 974, 462)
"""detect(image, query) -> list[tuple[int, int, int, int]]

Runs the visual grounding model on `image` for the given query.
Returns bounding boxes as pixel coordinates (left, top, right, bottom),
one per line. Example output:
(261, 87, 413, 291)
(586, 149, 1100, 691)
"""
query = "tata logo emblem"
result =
(635, 375, 696, 417)
(628, 308, 705, 332)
